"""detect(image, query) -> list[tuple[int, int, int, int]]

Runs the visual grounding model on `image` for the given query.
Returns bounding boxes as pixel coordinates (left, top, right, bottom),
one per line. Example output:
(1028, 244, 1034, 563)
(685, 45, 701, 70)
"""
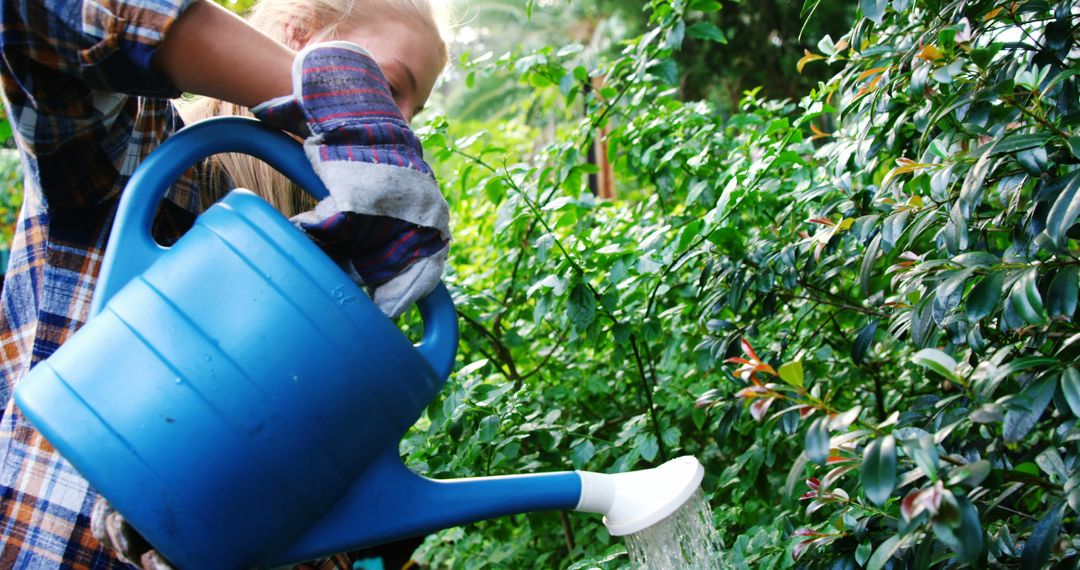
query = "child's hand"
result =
(91, 498, 176, 570)
(252, 42, 449, 318)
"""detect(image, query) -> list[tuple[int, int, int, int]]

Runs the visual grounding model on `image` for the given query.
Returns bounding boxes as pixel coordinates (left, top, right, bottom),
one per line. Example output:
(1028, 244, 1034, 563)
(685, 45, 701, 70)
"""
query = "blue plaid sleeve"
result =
(0, 0, 197, 210)
(2, 0, 196, 97)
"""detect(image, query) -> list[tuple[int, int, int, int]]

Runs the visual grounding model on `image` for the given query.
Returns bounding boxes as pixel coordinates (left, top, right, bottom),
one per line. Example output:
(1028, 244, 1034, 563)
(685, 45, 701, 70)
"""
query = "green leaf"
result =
(1007, 269, 1048, 326)
(861, 0, 887, 23)
(867, 535, 900, 570)
(689, 0, 723, 11)
(1004, 377, 1056, 443)
(860, 234, 882, 296)
(1020, 502, 1065, 570)
(861, 435, 897, 506)
(1067, 472, 1080, 515)
(947, 460, 991, 488)
(856, 542, 872, 567)
(952, 251, 999, 268)
(805, 417, 830, 465)
(637, 433, 660, 462)
(881, 210, 910, 251)
(901, 431, 940, 480)
(567, 283, 596, 331)
(1045, 170, 1080, 249)
(990, 133, 1052, 155)
(852, 320, 878, 365)
(1047, 266, 1078, 319)
(571, 439, 596, 469)
(966, 272, 1004, 321)
(778, 360, 804, 388)
(687, 21, 727, 44)
(970, 42, 1003, 68)
(1069, 136, 1080, 160)
(478, 415, 500, 443)
(1061, 368, 1080, 418)
(912, 348, 958, 382)
(952, 496, 984, 564)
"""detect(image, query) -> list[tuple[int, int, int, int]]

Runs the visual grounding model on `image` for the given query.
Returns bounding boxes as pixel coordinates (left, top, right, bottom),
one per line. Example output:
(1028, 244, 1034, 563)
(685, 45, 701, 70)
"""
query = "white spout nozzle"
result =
(574, 456, 704, 536)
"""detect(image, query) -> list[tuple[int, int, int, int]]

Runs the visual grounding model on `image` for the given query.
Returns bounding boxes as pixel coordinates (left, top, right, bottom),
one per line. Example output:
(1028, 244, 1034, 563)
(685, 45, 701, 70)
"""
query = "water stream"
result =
(624, 489, 722, 569)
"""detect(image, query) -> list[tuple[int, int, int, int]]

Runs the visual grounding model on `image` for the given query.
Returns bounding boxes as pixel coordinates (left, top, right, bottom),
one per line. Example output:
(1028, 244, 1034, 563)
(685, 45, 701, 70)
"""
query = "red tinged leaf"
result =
(735, 385, 767, 399)
(793, 539, 816, 561)
(754, 362, 779, 376)
(807, 477, 821, 491)
(806, 500, 828, 515)
(694, 389, 721, 408)
(750, 397, 776, 422)
(823, 465, 857, 489)
(901, 481, 945, 521)
(793, 528, 818, 537)
(901, 489, 922, 521)
(800, 491, 818, 500)
(807, 216, 837, 226)
(740, 338, 763, 362)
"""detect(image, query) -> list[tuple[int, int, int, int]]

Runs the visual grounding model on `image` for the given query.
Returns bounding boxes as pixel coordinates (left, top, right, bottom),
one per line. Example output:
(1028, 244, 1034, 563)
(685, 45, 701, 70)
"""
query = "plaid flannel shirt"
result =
(0, 1, 354, 568)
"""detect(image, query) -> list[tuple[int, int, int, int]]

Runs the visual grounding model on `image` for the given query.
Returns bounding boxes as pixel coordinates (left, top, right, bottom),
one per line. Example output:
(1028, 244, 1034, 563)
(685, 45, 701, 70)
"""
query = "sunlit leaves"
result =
(778, 360, 803, 388)
(911, 348, 958, 383)
(860, 0, 887, 24)
(418, 0, 1080, 565)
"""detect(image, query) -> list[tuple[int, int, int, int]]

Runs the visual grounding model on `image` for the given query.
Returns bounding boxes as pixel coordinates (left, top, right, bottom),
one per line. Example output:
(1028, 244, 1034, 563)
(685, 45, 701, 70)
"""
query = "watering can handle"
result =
(91, 116, 458, 381)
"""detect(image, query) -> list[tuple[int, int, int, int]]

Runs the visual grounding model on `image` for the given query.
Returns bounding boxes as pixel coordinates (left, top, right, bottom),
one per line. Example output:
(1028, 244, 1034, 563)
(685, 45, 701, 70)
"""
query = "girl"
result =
(0, 0, 449, 567)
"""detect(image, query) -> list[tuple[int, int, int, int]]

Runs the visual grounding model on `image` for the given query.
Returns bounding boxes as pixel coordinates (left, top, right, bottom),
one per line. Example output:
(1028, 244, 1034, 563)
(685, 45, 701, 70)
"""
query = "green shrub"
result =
(408, 0, 1079, 568)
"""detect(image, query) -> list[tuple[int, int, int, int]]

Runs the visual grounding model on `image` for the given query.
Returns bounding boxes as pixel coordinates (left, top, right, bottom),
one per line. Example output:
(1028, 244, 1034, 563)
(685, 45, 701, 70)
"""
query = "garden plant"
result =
(399, 0, 1080, 568)
(1, 0, 1078, 567)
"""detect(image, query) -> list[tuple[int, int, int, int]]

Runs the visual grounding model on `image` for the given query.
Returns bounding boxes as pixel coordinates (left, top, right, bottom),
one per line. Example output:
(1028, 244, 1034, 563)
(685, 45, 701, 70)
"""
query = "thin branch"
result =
(459, 310, 523, 386)
(780, 292, 891, 319)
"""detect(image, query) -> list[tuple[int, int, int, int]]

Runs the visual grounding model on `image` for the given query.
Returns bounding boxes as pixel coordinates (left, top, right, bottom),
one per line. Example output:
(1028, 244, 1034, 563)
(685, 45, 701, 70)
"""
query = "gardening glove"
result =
(91, 497, 176, 570)
(252, 41, 450, 318)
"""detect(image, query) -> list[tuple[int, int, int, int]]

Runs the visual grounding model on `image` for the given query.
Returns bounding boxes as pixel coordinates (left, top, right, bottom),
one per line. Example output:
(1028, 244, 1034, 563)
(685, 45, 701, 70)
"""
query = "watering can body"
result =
(13, 118, 463, 569)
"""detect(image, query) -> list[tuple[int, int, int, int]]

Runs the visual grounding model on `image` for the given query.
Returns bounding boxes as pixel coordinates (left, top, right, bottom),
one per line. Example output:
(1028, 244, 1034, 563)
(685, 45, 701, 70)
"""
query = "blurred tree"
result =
(675, 0, 855, 110)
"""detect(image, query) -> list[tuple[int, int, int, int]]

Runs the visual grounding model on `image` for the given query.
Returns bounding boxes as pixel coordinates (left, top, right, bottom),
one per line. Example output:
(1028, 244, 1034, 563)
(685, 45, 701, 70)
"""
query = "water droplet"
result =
(292, 375, 300, 383)
(204, 354, 212, 362)
(174, 378, 182, 385)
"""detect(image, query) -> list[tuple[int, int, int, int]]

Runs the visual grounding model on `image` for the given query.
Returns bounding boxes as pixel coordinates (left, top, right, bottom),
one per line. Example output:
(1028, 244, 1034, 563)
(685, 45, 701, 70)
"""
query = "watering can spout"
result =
(273, 452, 705, 566)
(273, 447, 582, 565)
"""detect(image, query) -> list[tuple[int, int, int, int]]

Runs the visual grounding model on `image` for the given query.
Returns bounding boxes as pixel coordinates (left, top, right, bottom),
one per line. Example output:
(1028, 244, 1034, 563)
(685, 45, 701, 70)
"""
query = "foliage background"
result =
(1, 0, 1078, 568)
(401, 0, 1080, 568)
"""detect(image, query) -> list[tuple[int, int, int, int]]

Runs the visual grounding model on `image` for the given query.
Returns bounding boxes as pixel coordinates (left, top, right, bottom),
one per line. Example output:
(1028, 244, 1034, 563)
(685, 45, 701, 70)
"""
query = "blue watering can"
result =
(14, 117, 704, 569)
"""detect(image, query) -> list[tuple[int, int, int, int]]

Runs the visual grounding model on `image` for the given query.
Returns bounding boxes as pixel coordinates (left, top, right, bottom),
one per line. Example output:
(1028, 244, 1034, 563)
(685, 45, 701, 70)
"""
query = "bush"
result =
(407, 0, 1079, 568)
(0, 147, 22, 279)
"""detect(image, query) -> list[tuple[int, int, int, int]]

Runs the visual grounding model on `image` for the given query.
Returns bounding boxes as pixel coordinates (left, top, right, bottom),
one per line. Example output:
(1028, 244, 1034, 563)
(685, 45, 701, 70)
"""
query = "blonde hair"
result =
(180, 0, 449, 216)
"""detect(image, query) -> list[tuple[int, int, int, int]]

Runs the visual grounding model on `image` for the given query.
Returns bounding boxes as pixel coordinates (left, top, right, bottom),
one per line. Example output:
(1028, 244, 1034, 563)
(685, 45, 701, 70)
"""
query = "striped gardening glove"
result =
(252, 41, 449, 318)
